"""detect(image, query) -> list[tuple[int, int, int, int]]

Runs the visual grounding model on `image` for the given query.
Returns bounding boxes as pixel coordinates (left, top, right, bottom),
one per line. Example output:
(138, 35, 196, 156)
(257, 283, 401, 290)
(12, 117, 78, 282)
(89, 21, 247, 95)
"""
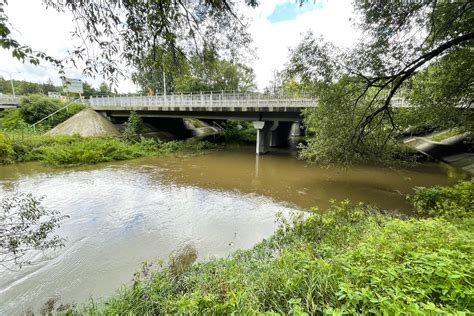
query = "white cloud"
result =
(246, 0, 359, 90)
(0, 0, 359, 93)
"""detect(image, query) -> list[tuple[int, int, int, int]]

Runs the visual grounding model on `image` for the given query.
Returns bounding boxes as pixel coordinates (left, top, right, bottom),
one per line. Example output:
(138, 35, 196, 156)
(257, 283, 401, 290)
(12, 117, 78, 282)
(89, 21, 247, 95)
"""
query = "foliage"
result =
(0, 131, 217, 166)
(123, 111, 145, 142)
(430, 127, 466, 142)
(223, 120, 256, 143)
(409, 179, 473, 219)
(406, 47, 474, 132)
(0, 131, 14, 163)
(298, 76, 414, 165)
(173, 53, 256, 93)
(11, 94, 84, 129)
(19, 94, 62, 123)
(0, 77, 61, 95)
(1, 0, 257, 86)
(70, 181, 473, 314)
(0, 109, 28, 130)
(0, 193, 68, 268)
(134, 48, 256, 94)
(285, 1, 473, 164)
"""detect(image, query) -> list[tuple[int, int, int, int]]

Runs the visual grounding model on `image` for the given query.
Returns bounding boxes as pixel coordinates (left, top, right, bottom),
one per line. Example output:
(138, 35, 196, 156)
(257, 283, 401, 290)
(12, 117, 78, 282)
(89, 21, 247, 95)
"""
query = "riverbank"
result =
(0, 131, 218, 166)
(65, 180, 472, 315)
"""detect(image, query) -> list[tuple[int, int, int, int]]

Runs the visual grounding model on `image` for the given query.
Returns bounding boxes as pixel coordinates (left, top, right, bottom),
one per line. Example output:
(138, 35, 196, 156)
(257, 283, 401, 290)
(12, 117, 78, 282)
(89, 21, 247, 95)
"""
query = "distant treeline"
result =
(0, 77, 111, 97)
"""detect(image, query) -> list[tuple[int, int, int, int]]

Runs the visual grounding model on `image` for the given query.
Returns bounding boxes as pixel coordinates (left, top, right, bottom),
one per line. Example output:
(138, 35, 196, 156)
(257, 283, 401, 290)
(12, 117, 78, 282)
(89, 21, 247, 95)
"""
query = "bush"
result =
(17, 95, 84, 129)
(0, 131, 218, 166)
(19, 94, 63, 124)
(409, 179, 473, 219)
(39, 137, 146, 166)
(123, 111, 145, 142)
(223, 120, 256, 143)
(0, 132, 14, 163)
(0, 109, 28, 130)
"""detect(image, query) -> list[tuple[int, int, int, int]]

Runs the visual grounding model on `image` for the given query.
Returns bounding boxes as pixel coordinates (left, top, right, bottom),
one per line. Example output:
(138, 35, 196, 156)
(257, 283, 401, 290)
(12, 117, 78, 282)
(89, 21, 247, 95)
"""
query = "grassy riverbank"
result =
(0, 131, 217, 166)
(65, 180, 473, 315)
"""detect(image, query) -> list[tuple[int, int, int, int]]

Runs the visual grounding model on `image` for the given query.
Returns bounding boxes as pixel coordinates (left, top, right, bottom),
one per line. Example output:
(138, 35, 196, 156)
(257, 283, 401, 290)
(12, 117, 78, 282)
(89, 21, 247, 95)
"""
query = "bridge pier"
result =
(253, 121, 278, 155)
(270, 121, 292, 147)
(290, 121, 305, 137)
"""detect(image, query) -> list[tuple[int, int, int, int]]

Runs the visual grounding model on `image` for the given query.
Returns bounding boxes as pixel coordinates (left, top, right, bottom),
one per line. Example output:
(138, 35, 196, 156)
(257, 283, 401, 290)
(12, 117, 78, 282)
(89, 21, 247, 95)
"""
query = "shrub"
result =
(38, 137, 145, 166)
(123, 111, 145, 142)
(0, 132, 14, 163)
(0, 131, 217, 166)
(0, 109, 28, 130)
(19, 94, 62, 124)
(223, 120, 256, 143)
(409, 179, 473, 219)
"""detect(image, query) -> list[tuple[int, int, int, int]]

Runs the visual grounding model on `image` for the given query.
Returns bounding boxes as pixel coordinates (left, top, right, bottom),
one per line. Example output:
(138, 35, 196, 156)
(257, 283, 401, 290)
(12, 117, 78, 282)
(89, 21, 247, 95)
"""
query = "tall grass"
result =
(0, 132, 218, 166)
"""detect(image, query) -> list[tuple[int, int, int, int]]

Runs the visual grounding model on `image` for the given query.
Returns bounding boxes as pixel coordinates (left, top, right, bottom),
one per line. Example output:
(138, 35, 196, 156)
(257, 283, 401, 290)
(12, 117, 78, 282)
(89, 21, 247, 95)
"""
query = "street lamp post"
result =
(0, 70, 20, 97)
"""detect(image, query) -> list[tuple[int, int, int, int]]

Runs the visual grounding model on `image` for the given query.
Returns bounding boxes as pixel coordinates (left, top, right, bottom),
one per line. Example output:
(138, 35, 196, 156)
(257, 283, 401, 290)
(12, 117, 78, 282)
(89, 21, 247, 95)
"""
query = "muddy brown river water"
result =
(0, 146, 466, 314)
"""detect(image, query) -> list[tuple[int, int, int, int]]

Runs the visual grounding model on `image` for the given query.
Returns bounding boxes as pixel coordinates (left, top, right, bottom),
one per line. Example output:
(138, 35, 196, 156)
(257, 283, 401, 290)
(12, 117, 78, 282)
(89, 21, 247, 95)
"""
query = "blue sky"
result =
(267, 1, 324, 23)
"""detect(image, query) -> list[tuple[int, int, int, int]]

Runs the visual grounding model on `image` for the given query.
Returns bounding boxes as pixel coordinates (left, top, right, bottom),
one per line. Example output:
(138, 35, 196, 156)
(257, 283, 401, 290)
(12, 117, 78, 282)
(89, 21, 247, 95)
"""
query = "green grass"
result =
(0, 131, 218, 166)
(430, 127, 465, 142)
(63, 180, 473, 315)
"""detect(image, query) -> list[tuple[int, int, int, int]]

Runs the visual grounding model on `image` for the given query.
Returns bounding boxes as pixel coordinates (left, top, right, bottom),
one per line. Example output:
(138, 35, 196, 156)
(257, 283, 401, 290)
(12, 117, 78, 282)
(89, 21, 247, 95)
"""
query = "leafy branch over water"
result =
(0, 193, 68, 269)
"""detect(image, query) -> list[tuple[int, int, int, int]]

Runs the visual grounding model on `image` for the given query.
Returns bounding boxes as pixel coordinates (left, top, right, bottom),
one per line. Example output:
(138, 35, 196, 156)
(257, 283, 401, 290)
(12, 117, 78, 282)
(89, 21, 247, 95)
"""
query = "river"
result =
(0, 146, 465, 314)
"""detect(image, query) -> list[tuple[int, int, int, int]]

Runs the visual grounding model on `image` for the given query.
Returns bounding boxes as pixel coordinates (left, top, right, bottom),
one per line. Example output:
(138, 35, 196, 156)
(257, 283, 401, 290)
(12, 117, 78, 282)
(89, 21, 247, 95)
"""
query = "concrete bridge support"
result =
(270, 121, 292, 147)
(290, 121, 306, 137)
(253, 121, 278, 155)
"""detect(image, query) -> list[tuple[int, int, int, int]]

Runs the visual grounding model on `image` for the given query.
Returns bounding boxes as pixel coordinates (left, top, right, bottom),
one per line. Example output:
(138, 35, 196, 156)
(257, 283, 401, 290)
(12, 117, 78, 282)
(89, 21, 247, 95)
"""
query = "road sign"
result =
(48, 91, 61, 98)
(63, 78, 83, 94)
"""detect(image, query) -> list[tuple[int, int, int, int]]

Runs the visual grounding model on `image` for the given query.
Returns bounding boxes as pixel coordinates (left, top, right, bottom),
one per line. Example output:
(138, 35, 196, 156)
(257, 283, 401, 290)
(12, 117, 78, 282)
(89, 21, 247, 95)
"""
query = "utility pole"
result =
(0, 70, 20, 97)
(162, 59, 166, 98)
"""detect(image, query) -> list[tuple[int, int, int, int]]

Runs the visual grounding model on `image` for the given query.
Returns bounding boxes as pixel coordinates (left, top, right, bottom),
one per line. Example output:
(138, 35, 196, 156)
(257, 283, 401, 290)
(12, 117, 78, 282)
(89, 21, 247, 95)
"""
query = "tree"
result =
(41, 78, 58, 94)
(285, 2, 473, 164)
(0, 193, 68, 268)
(0, 0, 258, 85)
(135, 48, 257, 93)
(98, 82, 111, 96)
(82, 81, 98, 98)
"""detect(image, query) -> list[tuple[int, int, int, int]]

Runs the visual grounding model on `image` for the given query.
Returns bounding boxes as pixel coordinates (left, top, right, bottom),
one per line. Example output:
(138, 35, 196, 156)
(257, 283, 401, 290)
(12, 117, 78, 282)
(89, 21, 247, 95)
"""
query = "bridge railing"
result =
(0, 95, 21, 105)
(89, 92, 317, 109)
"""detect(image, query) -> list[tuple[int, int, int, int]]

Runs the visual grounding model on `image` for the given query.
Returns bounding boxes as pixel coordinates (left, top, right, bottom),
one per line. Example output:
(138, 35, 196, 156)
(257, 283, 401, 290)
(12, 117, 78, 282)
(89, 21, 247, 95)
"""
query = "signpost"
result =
(48, 91, 61, 99)
(62, 78, 84, 101)
(62, 78, 83, 94)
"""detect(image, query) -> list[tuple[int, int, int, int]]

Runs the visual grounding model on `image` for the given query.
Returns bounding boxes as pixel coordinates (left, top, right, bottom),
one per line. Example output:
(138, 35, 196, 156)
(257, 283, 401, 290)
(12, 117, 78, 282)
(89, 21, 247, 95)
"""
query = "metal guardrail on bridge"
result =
(88, 92, 317, 109)
(0, 95, 21, 107)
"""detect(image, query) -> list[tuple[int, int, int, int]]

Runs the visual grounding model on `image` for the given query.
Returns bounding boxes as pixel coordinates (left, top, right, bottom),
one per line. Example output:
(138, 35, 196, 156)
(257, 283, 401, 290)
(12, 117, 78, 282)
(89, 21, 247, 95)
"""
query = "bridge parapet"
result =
(0, 95, 20, 108)
(89, 92, 317, 110)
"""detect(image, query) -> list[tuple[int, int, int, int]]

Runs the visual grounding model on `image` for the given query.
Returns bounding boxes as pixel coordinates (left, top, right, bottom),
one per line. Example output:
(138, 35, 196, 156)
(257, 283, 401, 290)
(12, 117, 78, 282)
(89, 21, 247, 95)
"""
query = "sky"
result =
(0, 0, 359, 93)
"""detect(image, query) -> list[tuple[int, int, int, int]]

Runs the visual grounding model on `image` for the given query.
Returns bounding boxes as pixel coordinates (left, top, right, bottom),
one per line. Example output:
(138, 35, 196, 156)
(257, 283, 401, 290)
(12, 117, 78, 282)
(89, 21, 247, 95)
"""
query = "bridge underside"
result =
(96, 108, 303, 122)
(0, 105, 18, 110)
(97, 109, 305, 155)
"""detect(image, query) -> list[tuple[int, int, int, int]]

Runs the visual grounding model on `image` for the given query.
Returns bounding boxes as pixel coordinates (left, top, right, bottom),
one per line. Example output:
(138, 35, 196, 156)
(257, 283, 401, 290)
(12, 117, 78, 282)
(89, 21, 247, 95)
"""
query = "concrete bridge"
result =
(90, 92, 316, 154)
(0, 95, 20, 109)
